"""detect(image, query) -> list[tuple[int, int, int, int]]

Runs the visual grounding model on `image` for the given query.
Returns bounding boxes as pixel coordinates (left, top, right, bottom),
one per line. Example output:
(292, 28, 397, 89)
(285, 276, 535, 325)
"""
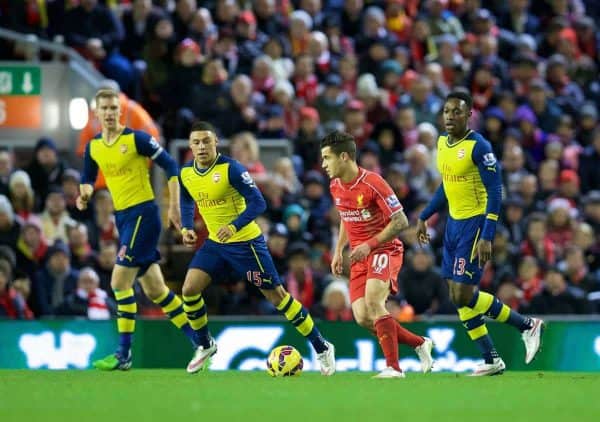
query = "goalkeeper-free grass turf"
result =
(1, 370, 598, 422)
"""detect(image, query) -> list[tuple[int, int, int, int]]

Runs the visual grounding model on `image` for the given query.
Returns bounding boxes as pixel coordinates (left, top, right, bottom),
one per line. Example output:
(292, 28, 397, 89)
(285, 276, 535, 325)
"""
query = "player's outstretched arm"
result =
(331, 222, 348, 275)
(226, 162, 267, 230)
(134, 131, 181, 229)
(417, 183, 447, 245)
(473, 140, 502, 266)
(77, 142, 99, 211)
(179, 175, 197, 247)
(166, 176, 182, 231)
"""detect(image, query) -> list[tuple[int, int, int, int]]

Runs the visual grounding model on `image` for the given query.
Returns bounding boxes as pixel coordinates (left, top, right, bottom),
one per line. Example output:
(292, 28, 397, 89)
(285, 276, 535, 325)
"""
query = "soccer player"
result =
(77, 88, 199, 370)
(179, 121, 336, 375)
(321, 131, 433, 379)
(416, 91, 544, 376)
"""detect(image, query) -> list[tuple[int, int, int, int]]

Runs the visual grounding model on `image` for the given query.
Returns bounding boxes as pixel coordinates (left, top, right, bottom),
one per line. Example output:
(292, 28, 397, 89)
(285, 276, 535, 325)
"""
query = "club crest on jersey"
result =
(357, 194, 364, 207)
(385, 194, 400, 208)
(120, 144, 128, 154)
(457, 148, 465, 159)
(212, 172, 221, 183)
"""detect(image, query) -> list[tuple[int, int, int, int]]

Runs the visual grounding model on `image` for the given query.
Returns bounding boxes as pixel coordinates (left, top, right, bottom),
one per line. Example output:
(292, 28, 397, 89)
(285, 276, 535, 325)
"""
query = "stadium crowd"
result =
(1, 0, 600, 320)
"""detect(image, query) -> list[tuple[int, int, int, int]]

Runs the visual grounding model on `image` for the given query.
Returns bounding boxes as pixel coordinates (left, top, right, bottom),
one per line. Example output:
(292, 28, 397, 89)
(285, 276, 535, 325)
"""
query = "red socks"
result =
(374, 315, 401, 371)
(395, 320, 424, 348)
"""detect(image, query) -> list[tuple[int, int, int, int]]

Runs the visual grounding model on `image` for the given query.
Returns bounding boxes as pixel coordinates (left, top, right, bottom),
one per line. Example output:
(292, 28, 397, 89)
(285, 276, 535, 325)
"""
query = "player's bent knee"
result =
(182, 269, 212, 295)
(364, 299, 385, 317)
(355, 316, 373, 329)
(181, 283, 198, 297)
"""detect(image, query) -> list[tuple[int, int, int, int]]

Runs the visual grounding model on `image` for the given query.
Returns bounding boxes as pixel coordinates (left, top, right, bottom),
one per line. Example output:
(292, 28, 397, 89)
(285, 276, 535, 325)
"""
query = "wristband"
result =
(181, 228, 189, 235)
(366, 237, 379, 249)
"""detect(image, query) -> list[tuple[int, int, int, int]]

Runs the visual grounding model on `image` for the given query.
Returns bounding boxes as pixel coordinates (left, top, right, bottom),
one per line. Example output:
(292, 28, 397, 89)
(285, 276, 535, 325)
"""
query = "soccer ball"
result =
(266, 345, 303, 377)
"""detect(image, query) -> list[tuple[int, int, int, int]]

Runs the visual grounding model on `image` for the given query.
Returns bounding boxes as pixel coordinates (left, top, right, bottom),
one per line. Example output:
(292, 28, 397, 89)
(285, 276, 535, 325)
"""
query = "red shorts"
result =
(349, 245, 403, 303)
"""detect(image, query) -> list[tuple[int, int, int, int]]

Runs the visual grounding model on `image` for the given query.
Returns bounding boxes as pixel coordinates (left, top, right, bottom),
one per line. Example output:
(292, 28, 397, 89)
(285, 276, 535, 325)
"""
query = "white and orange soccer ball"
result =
(266, 345, 303, 377)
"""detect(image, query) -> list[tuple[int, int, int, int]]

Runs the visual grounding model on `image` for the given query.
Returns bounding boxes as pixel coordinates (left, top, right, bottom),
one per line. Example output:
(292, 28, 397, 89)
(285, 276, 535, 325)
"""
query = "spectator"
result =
(217, 75, 261, 137)
(397, 246, 449, 316)
(572, 220, 600, 273)
(188, 8, 218, 56)
(38, 187, 76, 246)
(559, 245, 599, 293)
(229, 132, 268, 183)
(62, 169, 93, 223)
(315, 74, 348, 126)
(8, 170, 35, 221)
(288, 9, 312, 57)
(579, 129, 600, 193)
(520, 212, 556, 267)
(266, 223, 289, 277)
(395, 104, 419, 148)
(301, 170, 332, 231)
(311, 278, 353, 321)
(56, 267, 116, 319)
(0, 266, 33, 320)
(515, 255, 543, 303)
(308, 31, 336, 81)
(481, 226, 517, 292)
(120, 0, 166, 63)
(272, 157, 302, 202)
(86, 189, 118, 251)
(525, 268, 591, 314)
(284, 241, 326, 310)
(546, 197, 577, 258)
(67, 223, 97, 270)
(25, 137, 65, 210)
(253, 0, 286, 37)
(93, 241, 117, 295)
(63, 0, 136, 95)
(235, 11, 269, 76)
(372, 121, 404, 168)
(0, 148, 14, 197)
(283, 203, 311, 243)
(502, 196, 527, 248)
(15, 217, 48, 278)
(294, 107, 325, 172)
(292, 54, 318, 105)
(31, 240, 79, 317)
(0, 195, 21, 250)
(262, 36, 294, 82)
(271, 80, 299, 138)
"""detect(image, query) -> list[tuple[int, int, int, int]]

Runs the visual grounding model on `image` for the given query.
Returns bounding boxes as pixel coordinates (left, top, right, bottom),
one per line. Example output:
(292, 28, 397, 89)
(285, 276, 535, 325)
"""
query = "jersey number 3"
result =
(371, 253, 389, 274)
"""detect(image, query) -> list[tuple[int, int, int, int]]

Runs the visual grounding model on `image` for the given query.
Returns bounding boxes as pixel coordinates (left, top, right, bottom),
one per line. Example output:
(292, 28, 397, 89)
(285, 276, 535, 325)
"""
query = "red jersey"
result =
(330, 168, 404, 250)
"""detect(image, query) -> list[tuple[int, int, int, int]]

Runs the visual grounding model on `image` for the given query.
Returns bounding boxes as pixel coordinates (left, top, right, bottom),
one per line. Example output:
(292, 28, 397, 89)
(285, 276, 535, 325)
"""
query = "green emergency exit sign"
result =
(0, 66, 41, 96)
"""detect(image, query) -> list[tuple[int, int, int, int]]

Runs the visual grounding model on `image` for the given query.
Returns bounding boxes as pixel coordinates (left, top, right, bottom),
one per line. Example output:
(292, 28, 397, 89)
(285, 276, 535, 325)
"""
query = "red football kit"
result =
(330, 167, 404, 302)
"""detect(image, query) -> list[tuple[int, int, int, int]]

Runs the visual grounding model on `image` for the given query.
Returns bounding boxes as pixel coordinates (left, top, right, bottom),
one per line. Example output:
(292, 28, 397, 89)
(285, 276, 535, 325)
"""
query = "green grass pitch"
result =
(2, 370, 599, 421)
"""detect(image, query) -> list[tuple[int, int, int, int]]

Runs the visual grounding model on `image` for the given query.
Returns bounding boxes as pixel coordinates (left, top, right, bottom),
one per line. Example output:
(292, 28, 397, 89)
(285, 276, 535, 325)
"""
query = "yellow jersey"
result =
(421, 130, 502, 240)
(179, 154, 265, 243)
(82, 128, 178, 211)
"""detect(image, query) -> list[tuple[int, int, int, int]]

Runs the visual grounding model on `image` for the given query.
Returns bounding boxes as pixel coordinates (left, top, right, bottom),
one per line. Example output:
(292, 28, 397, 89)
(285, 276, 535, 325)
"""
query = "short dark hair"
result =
(190, 121, 217, 134)
(445, 91, 473, 110)
(320, 131, 357, 160)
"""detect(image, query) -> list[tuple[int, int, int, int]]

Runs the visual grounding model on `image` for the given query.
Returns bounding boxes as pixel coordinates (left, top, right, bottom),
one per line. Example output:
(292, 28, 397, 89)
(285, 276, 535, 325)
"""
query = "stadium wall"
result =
(1, 320, 599, 372)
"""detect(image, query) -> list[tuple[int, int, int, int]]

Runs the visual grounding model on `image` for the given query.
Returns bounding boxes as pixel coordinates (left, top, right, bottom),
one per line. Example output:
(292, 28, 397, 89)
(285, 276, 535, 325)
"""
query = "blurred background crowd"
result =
(1, 0, 600, 321)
